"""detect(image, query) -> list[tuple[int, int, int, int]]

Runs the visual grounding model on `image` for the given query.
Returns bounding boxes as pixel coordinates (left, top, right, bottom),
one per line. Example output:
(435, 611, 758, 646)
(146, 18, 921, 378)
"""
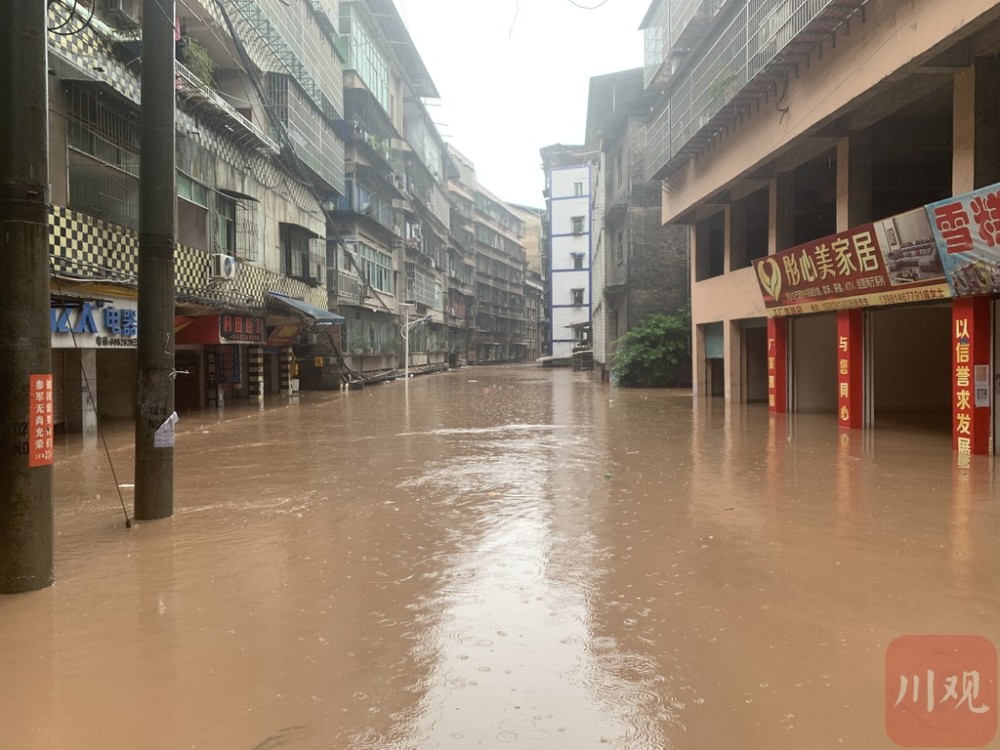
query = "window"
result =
(66, 85, 140, 229)
(571, 252, 584, 270)
(215, 195, 236, 255)
(573, 180, 585, 196)
(571, 288, 584, 306)
(280, 223, 324, 286)
(571, 216, 585, 235)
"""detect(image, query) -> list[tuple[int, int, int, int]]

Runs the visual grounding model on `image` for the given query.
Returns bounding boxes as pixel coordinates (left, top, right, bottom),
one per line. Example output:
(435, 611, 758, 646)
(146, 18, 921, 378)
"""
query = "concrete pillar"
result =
(729, 199, 747, 270)
(691, 323, 707, 398)
(952, 297, 990, 456)
(954, 59, 1000, 192)
(247, 345, 264, 405)
(769, 173, 795, 255)
(279, 346, 294, 396)
(767, 317, 787, 413)
(836, 309, 864, 429)
(64, 349, 97, 435)
(836, 132, 873, 231)
(954, 66, 977, 194)
(724, 319, 742, 403)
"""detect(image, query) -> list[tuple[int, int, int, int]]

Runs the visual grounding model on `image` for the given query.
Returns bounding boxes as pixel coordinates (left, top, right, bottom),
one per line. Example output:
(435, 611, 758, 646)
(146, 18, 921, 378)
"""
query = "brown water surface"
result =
(2, 366, 998, 749)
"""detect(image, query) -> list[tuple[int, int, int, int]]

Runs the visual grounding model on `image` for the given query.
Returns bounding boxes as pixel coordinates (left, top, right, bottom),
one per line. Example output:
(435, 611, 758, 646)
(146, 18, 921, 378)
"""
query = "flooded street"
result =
(2, 366, 999, 749)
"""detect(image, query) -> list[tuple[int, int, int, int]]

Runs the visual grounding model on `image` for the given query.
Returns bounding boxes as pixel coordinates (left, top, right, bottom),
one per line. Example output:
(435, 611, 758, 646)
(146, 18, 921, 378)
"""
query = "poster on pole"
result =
(28, 374, 54, 467)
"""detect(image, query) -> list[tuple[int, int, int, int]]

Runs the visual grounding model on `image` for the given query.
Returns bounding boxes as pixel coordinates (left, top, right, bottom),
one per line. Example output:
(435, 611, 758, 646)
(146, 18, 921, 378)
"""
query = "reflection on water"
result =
(1, 366, 998, 749)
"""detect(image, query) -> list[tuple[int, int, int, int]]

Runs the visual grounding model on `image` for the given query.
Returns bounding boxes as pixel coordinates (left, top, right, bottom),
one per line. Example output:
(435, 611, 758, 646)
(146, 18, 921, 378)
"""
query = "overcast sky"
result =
(392, 0, 652, 208)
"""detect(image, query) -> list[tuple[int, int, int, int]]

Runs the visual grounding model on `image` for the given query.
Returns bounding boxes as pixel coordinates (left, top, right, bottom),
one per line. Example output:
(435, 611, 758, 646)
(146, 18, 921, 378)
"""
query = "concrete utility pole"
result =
(0, 0, 54, 593)
(134, 0, 177, 520)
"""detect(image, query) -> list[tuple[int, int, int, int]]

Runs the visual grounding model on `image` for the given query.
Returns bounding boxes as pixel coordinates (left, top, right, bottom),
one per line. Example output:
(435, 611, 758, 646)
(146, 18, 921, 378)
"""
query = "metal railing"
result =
(646, 0, 868, 180)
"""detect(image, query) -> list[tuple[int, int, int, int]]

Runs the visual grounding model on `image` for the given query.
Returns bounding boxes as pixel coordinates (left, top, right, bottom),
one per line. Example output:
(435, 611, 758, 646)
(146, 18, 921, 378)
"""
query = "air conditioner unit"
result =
(210, 253, 237, 280)
(103, 0, 140, 27)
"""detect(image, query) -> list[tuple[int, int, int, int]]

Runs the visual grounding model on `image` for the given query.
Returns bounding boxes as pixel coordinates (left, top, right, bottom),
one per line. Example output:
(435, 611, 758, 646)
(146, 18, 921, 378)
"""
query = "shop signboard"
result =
(175, 313, 265, 345)
(927, 182, 1000, 296)
(50, 299, 138, 348)
(754, 209, 950, 316)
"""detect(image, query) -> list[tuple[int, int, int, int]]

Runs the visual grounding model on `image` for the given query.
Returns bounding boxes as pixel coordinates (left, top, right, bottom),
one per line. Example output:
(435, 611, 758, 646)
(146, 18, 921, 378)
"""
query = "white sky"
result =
(392, 0, 652, 208)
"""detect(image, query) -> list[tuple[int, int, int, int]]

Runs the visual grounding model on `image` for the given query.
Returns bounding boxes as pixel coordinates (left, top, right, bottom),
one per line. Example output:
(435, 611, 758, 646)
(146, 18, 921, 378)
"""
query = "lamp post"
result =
(400, 308, 430, 383)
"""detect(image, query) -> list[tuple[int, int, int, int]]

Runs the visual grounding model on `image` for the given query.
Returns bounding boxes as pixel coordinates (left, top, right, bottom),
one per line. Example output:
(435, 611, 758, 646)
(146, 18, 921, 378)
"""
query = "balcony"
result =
(336, 271, 362, 304)
(175, 62, 279, 154)
(646, 0, 869, 181)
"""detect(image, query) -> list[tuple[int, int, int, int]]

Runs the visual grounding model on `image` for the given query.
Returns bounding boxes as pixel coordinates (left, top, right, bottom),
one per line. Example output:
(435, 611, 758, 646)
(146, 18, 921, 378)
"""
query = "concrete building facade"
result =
(541, 145, 597, 360)
(643, 0, 1000, 456)
(585, 68, 690, 382)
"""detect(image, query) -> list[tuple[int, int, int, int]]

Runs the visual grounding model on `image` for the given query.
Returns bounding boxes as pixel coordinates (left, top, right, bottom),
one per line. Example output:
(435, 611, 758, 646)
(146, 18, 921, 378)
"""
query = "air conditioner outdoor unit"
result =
(103, 0, 140, 26)
(210, 253, 237, 280)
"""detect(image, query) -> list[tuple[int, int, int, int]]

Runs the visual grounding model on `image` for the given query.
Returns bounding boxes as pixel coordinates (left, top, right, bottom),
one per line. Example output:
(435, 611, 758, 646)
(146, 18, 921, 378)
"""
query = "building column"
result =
(692, 323, 707, 398)
(724, 320, 741, 403)
(64, 349, 97, 435)
(953, 59, 1000, 194)
(836, 309, 864, 429)
(769, 173, 796, 255)
(836, 132, 873, 231)
(248, 345, 264, 405)
(952, 297, 990, 456)
(767, 317, 787, 413)
(279, 346, 294, 396)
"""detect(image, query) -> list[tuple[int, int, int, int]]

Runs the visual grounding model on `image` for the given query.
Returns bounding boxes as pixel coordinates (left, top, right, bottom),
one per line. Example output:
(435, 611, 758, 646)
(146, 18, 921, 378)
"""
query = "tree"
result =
(610, 306, 691, 387)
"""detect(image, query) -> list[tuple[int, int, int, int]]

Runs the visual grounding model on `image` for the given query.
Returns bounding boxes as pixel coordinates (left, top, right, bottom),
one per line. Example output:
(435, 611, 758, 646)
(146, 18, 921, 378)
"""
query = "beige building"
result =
(644, 0, 1000, 456)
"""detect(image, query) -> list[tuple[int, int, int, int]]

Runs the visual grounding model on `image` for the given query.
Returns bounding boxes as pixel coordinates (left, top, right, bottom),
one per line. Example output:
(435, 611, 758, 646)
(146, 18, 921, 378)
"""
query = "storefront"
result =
(174, 310, 268, 410)
(50, 293, 138, 432)
(756, 185, 999, 458)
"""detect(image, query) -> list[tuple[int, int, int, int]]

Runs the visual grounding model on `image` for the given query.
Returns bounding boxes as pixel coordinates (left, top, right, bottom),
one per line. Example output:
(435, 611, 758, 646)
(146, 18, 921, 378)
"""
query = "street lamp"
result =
(401, 308, 431, 383)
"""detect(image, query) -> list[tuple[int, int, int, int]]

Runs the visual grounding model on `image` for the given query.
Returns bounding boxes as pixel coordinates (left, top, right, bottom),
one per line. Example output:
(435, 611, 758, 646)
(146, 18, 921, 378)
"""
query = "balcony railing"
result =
(175, 62, 279, 154)
(646, 0, 868, 181)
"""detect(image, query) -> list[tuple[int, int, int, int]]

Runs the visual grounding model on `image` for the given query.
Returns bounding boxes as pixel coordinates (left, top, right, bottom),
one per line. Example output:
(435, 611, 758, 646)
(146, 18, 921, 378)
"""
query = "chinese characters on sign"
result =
(929, 185, 1000, 295)
(836, 311, 863, 429)
(954, 315, 974, 458)
(205, 349, 219, 409)
(886, 635, 997, 748)
(50, 302, 138, 348)
(28, 374, 54, 468)
(766, 318, 786, 413)
(219, 314, 264, 343)
(754, 209, 950, 316)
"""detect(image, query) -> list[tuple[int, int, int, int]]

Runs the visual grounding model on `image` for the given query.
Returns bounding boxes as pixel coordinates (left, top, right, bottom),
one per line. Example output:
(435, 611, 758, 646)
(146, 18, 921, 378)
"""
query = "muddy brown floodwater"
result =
(1, 365, 998, 749)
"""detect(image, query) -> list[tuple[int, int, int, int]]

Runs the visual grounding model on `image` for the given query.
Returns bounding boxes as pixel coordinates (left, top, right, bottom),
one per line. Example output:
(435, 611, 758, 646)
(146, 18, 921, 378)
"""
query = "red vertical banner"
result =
(767, 317, 787, 413)
(952, 297, 991, 456)
(836, 309, 864, 429)
(28, 374, 54, 468)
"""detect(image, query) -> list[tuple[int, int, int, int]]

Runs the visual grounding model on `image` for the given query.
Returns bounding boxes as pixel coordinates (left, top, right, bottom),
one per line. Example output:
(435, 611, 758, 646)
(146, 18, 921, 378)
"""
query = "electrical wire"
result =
(48, 0, 96, 36)
(567, 0, 609, 8)
(51, 272, 133, 529)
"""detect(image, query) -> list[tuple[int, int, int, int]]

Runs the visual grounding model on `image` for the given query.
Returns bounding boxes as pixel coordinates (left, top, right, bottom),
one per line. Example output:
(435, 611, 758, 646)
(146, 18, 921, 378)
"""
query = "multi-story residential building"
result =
(448, 148, 528, 364)
(540, 145, 597, 361)
(642, 0, 1000, 457)
(585, 68, 690, 383)
(511, 205, 547, 362)
(46, 0, 345, 428)
(329, 0, 453, 379)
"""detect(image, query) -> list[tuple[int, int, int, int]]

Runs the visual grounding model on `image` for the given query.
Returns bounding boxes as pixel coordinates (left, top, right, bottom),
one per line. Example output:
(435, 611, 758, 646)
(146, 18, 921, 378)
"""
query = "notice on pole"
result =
(28, 374, 54, 467)
(154, 412, 179, 448)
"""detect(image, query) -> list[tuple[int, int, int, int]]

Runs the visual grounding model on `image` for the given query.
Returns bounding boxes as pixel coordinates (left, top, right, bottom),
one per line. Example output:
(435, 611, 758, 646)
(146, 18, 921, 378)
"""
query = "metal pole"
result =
(403, 310, 410, 383)
(134, 0, 177, 520)
(0, 0, 54, 593)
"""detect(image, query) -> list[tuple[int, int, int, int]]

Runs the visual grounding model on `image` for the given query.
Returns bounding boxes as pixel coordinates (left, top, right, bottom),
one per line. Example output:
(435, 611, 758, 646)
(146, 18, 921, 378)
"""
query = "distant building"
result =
(585, 69, 689, 383)
(540, 145, 598, 361)
(448, 147, 529, 364)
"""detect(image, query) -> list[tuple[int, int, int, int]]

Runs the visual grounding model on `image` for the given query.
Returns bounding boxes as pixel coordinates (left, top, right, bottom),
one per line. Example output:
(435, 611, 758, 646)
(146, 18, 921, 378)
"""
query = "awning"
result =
(266, 291, 345, 325)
